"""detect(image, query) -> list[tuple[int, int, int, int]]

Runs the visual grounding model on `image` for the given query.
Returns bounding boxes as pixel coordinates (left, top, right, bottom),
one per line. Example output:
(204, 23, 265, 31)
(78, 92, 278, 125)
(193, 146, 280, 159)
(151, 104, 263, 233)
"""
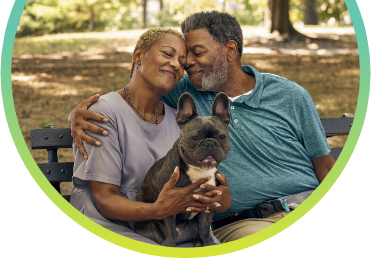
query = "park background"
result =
(11, 0, 360, 195)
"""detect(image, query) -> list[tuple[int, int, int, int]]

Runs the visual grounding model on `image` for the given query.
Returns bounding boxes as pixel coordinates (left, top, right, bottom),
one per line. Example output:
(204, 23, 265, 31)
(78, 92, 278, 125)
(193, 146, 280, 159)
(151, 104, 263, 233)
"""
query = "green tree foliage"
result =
(235, 0, 266, 26)
(289, 0, 348, 25)
(17, 0, 133, 36)
(163, 0, 217, 24)
(17, 0, 351, 37)
(317, 0, 349, 25)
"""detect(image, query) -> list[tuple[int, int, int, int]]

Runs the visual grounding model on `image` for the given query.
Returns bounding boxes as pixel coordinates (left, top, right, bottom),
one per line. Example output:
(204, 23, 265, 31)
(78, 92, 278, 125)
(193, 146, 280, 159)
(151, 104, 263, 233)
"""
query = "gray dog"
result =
(135, 92, 231, 246)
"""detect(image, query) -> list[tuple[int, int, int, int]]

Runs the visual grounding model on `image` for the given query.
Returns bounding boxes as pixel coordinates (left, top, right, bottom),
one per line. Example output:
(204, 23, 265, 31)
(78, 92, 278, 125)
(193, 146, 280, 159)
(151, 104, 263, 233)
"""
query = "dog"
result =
(135, 92, 231, 247)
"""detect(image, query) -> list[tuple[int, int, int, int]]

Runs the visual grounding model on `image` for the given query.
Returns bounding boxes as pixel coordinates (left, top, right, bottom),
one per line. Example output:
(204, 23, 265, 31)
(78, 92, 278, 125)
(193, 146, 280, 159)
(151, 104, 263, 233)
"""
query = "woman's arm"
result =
(89, 167, 221, 222)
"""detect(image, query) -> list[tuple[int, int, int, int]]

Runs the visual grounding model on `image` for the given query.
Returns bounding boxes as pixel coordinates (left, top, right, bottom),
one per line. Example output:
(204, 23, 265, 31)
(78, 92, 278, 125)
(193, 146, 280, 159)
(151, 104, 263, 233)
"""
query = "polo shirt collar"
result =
(206, 65, 264, 108)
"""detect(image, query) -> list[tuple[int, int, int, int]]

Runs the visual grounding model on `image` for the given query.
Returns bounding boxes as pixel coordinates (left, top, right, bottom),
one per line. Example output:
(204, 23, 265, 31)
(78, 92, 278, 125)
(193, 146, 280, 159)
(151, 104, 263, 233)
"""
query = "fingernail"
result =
(200, 184, 205, 189)
(215, 203, 221, 207)
(84, 155, 88, 159)
(205, 210, 210, 213)
(103, 118, 108, 123)
(186, 208, 191, 212)
(103, 130, 108, 135)
(95, 141, 101, 146)
(217, 191, 222, 196)
(173, 166, 178, 173)
(193, 194, 199, 200)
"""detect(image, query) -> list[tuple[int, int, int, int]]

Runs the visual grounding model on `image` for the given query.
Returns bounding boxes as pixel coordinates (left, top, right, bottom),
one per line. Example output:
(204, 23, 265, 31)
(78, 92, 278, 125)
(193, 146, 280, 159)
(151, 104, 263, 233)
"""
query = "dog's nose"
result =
(203, 140, 215, 150)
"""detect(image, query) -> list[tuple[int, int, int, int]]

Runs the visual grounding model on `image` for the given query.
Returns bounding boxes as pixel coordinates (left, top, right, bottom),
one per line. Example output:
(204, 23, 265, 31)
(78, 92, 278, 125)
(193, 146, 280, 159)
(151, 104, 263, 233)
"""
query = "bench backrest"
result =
(30, 117, 353, 197)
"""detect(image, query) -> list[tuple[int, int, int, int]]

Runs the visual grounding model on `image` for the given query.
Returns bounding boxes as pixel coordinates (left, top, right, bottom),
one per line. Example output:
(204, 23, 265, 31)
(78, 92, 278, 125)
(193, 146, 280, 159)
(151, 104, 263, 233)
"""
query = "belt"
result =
(211, 198, 288, 230)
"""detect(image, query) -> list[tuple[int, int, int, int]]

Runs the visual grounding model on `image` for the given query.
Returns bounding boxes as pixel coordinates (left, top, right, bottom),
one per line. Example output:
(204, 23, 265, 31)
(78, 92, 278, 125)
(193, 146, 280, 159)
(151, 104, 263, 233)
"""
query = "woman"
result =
(70, 28, 222, 246)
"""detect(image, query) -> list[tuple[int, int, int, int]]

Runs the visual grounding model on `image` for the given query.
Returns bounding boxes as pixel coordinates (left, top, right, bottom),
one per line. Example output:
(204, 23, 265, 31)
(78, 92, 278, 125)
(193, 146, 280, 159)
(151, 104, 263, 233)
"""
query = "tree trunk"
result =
(265, 0, 305, 39)
(142, 0, 147, 29)
(89, 6, 94, 32)
(159, 0, 163, 27)
(301, 0, 318, 25)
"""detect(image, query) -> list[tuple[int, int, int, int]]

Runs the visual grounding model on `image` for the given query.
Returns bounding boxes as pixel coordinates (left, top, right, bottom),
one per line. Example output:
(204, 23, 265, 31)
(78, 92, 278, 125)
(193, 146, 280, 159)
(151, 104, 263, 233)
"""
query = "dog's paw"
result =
(161, 239, 177, 247)
(202, 240, 217, 246)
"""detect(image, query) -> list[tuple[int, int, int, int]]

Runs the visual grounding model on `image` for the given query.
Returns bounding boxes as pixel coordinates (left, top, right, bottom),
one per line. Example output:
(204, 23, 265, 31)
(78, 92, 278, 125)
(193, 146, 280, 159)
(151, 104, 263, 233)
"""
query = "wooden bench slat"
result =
(37, 162, 74, 182)
(330, 147, 343, 161)
(31, 128, 72, 149)
(321, 117, 353, 137)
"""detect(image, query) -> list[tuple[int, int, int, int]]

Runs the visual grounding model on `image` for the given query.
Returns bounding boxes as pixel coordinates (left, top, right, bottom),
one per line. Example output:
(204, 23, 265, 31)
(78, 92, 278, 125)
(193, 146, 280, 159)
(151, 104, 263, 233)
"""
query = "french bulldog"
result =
(135, 92, 231, 247)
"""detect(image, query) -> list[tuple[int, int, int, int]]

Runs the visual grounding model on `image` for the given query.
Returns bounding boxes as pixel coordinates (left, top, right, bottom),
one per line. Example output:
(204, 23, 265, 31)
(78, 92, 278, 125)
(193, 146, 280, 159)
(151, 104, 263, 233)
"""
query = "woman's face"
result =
(139, 34, 187, 94)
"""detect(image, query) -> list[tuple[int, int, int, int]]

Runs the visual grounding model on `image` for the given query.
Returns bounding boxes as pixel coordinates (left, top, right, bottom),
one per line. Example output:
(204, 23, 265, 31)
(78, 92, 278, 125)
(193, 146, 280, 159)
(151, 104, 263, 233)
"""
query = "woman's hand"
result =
(89, 167, 221, 222)
(68, 94, 109, 159)
(185, 173, 232, 214)
(150, 167, 221, 220)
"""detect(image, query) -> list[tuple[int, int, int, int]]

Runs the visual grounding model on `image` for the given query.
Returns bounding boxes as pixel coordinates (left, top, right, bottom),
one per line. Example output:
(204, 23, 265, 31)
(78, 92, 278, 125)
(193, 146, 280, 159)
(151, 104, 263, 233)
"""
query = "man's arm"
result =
(311, 153, 336, 183)
(68, 94, 108, 159)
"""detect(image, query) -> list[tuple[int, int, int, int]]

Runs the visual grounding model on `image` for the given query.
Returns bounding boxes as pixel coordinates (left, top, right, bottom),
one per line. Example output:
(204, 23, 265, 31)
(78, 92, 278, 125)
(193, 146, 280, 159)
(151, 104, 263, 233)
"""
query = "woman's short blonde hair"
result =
(130, 28, 186, 78)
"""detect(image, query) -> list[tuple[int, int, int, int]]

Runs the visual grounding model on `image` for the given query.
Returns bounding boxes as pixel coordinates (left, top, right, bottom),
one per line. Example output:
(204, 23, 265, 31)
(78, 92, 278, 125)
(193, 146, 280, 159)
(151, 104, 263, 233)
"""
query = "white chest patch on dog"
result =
(186, 165, 217, 186)
(186, 165, 218, 220)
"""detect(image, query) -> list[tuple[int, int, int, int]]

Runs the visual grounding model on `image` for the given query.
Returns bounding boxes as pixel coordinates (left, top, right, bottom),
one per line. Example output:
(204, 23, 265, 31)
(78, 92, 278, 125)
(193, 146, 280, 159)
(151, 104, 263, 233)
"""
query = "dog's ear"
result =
(176, 93, 198, 125)
(212, 92, 230, 125)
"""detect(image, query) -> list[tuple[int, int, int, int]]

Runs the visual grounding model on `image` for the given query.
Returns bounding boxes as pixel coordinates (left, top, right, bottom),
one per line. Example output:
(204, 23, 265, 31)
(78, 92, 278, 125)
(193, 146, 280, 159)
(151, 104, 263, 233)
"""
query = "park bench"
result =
(30, 114, 354, 202)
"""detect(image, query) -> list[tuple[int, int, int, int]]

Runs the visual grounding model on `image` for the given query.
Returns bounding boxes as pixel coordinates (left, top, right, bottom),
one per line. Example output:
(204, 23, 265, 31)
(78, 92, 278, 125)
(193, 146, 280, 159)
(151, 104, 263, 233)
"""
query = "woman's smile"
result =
(161, 69, 176, 79)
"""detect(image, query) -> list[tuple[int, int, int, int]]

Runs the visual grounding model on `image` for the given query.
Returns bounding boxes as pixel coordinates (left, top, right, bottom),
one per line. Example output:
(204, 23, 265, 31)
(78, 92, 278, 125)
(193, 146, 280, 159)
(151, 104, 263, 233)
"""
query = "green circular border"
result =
(2, 0, 369, 257)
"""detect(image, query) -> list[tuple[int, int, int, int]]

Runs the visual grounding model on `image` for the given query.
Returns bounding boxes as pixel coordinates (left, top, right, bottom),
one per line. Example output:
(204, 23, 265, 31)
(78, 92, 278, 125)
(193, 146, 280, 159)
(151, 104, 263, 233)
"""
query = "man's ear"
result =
(225, 40, 238, 62)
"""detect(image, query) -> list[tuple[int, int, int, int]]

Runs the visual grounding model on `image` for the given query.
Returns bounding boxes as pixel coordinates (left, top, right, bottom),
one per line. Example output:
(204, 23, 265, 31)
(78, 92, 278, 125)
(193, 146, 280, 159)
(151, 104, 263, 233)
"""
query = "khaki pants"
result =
(213, 211, 290, 243)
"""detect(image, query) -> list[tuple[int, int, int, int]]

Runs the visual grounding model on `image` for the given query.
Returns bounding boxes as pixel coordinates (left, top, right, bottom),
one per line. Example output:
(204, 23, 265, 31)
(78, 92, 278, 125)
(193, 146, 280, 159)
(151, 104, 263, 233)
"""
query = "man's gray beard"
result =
(199, 54, 228, 92)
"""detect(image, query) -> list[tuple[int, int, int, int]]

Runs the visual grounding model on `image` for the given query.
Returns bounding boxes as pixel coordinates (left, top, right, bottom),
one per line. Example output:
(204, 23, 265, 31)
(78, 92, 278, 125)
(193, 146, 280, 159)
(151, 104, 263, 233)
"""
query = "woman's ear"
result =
(225, 40, 238, 62)
(133, 46, 144, 65)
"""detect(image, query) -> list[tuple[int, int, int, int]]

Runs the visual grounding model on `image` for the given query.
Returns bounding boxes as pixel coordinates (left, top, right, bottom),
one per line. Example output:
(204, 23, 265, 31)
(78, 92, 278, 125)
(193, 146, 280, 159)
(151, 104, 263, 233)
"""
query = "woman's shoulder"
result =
(88, 92, 123, 114)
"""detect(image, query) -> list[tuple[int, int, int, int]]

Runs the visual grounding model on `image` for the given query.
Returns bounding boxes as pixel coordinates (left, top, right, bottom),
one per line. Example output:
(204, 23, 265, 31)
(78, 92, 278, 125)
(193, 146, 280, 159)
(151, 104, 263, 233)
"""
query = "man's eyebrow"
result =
(188, 44, 205, 50)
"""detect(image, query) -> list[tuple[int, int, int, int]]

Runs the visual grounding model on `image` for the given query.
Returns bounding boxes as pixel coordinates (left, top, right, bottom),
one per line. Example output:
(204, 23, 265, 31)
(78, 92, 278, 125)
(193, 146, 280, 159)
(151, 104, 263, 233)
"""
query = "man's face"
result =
(185, 29, 228, 91)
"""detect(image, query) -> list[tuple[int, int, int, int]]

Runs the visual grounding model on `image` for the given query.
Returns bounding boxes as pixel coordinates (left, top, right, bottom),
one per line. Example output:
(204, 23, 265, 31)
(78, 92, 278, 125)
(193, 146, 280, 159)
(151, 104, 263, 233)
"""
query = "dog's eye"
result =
(191, 136, 198, 141)
(219, 135, 226, 140)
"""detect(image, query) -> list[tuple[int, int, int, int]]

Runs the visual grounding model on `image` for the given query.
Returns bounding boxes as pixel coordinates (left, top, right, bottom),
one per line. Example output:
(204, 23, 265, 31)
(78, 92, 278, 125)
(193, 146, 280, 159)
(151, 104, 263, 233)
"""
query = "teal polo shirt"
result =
(161, 65, 330, 219)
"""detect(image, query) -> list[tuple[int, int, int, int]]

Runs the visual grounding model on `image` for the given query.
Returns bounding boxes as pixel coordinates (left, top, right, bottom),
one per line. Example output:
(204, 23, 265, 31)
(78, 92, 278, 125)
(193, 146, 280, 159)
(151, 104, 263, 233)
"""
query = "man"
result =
(68, 11, 335, 242)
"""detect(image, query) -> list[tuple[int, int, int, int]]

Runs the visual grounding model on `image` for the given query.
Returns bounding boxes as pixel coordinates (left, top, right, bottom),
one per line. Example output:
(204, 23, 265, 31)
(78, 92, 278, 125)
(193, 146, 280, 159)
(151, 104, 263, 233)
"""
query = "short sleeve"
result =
(295, 89, 331, 159)
(72, 98, 123, 188)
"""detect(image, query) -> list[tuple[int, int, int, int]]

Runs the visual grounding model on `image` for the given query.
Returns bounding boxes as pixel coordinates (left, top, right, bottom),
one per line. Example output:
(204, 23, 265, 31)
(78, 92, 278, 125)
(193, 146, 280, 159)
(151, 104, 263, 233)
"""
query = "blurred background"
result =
(16, 0, 351, 35)
(12, 0, 359, 195)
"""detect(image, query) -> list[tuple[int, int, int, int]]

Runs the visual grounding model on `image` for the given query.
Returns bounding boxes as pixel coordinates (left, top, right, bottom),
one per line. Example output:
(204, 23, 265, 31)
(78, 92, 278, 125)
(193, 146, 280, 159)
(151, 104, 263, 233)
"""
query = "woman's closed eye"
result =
(163, 51, 172, 57)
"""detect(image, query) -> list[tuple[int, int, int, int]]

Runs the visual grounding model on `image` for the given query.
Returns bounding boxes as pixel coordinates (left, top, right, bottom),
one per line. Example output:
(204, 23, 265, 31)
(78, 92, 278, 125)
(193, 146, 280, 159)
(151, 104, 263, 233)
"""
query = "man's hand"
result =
(186, 173, 232, 214)
(68, 94, 108, 159)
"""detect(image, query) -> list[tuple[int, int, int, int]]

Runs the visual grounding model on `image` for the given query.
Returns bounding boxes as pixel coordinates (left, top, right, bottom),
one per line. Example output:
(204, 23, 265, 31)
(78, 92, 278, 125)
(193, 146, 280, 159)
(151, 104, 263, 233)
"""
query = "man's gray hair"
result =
(181, 10, 243, 57)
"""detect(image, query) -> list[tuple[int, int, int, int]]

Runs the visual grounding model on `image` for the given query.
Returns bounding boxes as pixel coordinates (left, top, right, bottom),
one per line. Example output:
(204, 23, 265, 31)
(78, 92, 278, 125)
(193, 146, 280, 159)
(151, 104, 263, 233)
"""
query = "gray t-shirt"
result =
(70, 92, 220, 246)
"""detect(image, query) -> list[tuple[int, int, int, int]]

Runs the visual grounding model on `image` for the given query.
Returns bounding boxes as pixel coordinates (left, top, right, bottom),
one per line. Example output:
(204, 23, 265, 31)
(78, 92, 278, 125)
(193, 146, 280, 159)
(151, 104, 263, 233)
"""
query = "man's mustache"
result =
(186, 68, 204, 74)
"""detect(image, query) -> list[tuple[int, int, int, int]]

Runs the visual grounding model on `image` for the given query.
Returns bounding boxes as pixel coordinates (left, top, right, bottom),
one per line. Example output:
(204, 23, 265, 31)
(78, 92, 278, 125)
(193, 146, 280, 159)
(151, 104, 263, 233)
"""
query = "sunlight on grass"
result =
(12, 72, 102, 96)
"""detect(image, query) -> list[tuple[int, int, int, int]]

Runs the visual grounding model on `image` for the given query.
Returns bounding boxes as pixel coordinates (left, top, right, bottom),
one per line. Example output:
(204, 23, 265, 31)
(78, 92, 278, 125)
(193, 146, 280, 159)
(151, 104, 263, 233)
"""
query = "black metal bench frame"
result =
(30, 115, 353, 202)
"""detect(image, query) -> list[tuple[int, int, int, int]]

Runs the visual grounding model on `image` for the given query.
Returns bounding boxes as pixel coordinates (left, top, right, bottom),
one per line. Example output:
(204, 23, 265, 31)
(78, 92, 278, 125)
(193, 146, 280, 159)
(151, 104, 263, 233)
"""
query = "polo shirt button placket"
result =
(229, 104, 240, 130)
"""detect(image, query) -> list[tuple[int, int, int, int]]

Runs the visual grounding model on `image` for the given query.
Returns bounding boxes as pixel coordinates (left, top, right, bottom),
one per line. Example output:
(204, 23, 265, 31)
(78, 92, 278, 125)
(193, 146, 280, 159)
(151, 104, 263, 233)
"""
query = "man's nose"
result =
(186, 52, 195, 69)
